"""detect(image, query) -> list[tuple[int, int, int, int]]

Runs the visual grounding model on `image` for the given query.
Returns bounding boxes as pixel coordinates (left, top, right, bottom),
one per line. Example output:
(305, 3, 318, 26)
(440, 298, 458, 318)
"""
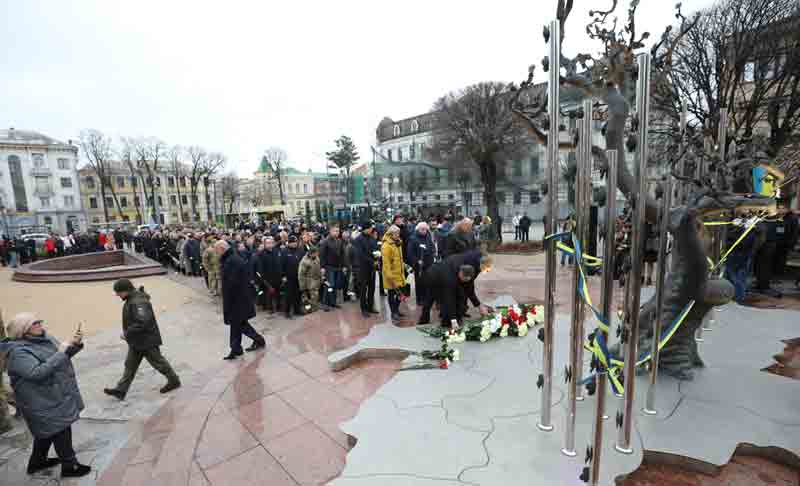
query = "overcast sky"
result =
(1, 0, 714, 178)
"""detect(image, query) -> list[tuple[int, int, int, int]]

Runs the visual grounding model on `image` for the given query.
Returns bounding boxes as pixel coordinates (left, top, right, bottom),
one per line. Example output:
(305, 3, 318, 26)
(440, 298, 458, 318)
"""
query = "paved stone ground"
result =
(1, 253, 797, 486)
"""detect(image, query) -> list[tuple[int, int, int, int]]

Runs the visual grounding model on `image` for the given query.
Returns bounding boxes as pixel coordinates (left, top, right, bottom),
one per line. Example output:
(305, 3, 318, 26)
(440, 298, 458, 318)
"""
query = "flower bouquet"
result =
(419, 304, 544, 343)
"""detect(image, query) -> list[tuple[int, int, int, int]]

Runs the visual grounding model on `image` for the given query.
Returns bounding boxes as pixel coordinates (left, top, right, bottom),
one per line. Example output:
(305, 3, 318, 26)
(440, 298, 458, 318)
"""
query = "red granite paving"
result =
(624, 454, 799, 486)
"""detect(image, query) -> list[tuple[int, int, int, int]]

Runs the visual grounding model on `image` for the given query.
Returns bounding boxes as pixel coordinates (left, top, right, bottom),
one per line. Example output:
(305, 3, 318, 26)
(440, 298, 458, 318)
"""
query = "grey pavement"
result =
(330, 296, 800, 486)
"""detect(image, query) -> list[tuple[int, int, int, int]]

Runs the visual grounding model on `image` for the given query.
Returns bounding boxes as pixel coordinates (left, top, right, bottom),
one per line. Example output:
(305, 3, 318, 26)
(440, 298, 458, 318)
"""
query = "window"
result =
(35, 176, 50, 194)
(435, 194, 441, 201)
(64, 195, 74, 207)
(147, 197, 153, 207)
(496, 192, 505, 204)
(530, 191, 540, 204)
(514, 192, 522, 204)
(398, 148, 404, 162)
(57, 158, 69, 170)
(464, 192, 472, 203)
(295, 183, 300, 193)
(32, 154, 44, 168)
(44, 216, 53, 225)
(411, 144, 416, 159)
(303, 184, 308, 194)
(120, 196, 128, 208)
(181, 195, 188, 205)
(122, 215, 130, 222)
(393, 124, 400, 137)
(448, 194, 454, 200)
(90, 197, 98, 209)
(180, 177, 187, 187)
(530, 156, 540, 177)
(85, 176, 95, 189)
(60, 177, 72, 188)
(419, 143, 425, 160)
(434, 168, 441, 184)
(192, 195, 198, 204)
(411, 120, 419, 131)
(131, 176, 138, 187)
(134, 196, 141, 207)
(514, 160, 523, 177)
(387, 149, 393, 161)
(106, 197, 114, 207)
(398, 196, 404, 202)
(170, 195, 177, 205)
(158, 196, 163, 206)
(40, 198, 51, 208)
(103, 176, 112, 186)
(168, 176, 175, 187)
(744, 61, 755, 82)
(421, 195, 427, 201)
(92, 217, 100, 224)
(117, 176, 126, 188)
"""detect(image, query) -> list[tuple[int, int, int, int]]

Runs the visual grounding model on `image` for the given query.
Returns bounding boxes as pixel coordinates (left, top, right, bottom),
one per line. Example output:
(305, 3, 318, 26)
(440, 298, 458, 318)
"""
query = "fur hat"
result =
(7, 312, 39, 340)
(113, 278, 135, 293)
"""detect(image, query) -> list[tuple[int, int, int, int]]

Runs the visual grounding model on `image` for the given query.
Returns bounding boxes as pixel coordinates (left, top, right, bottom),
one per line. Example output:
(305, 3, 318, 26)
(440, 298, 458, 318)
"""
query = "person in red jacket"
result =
(97, 232, 107, 251)
(44, 235, 56, 258)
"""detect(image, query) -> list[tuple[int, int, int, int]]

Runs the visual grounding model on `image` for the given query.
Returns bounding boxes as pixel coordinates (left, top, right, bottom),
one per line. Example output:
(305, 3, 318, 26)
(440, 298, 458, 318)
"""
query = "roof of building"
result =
(0, 128, 76, 149)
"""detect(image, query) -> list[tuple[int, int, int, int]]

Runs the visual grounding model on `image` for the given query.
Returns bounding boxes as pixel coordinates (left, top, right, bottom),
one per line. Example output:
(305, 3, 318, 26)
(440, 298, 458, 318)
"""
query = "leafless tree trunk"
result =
(168, 145, 186, 224)
(262, 147, 289, 205)
(186, 146, 207, 223)
(80, 129, 124, 222)
(119, 137, 144, 224)
(202, 152, 227, 222)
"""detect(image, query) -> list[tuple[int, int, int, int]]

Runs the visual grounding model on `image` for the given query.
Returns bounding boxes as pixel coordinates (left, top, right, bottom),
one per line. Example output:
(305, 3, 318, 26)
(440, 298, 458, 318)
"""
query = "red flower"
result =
(439, 360, 449, 369)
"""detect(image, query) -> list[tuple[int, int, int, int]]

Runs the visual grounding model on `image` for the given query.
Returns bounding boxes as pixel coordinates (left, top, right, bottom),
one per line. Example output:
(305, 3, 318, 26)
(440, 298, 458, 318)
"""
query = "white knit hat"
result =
(7, 313, 39, 340)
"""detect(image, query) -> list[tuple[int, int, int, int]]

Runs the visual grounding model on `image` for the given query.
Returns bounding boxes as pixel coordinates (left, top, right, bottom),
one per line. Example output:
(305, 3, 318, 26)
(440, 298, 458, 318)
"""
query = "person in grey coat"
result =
(1, 313, 92, 478)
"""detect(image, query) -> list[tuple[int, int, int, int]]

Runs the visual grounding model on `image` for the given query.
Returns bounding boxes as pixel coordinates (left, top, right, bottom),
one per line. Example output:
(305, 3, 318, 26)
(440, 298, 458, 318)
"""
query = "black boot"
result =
(103, 388, 126, 401)
(61, 462, 91, 478)
(245, 338, 266, 352)
(160, 380, 181, 394)
(27, 458, 61, 474)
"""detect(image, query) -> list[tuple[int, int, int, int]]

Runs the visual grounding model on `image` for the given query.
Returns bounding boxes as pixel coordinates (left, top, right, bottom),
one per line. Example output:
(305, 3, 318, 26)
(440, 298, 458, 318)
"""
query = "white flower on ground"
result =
(518, 323, 529, 337)
(489, 316, 502, 333)
(500, 325, 509, 338)
(452, 349, 460, 361)
(532, 305, 545, 323)
(480, 324, 492, 342)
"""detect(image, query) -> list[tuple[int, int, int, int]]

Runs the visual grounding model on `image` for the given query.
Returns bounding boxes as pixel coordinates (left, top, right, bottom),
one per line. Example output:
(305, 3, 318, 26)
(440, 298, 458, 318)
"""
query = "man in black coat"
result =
(418, 249, 490, 326)
(519, 214, 532, 242)
(281, 236, 304, 319)
(184, 234, 201, 276)
(103, 279, 181, 400)
(407, 223, 435, 306)
(352, 223, 380, 318)
(443, 218, 476, 258)
(256, 236, 283, 313)
(217, 241, 266, 359)
(319, 225, 346, 309)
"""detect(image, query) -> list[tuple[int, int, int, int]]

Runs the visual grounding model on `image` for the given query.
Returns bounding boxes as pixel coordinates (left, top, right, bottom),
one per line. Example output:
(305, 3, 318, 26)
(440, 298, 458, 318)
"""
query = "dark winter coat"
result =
(319, 236, 345, 269)
(407, 231, 435, 271)
(281, 246, 303, 285)
(352, 233, 378, 276)
(257, 248, 283, 288)
(122, 288, 164, 350)
(443, 229, 476, 259)
(2, 335, 84, 438)
(221, 248, 256, 325)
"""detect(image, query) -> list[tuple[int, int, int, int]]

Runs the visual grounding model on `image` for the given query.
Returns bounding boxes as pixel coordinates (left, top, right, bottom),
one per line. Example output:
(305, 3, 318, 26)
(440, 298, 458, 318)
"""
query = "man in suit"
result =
(352, 222, 380, 318)
(281, 236, 304, 319)
(217, 240, 266, 360)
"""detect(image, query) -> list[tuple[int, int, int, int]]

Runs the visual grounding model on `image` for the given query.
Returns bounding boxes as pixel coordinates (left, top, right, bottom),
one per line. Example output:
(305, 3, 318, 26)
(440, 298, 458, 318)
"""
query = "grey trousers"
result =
(116, 347, 179, 393)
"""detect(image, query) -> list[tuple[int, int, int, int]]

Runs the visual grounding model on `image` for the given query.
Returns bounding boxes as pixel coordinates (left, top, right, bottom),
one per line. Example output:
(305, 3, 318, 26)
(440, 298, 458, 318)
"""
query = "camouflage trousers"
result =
(302, 287, 320, 313)
(207, 270, 219, 295)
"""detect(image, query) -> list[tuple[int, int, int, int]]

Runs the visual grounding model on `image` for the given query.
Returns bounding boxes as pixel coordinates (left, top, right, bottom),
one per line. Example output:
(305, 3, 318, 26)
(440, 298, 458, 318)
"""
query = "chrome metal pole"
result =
(538, 18, 560, 433)
(576, 99, 593, 402)
(563, 100, 591, 456)
(616, 52, 651, 454)
(589, 149, 618, 486)
(643, 176, 672, 416)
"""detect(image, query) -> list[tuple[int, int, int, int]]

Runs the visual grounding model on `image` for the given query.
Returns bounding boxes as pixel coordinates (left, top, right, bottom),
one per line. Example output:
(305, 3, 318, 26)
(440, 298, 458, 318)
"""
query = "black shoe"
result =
(391, 313, 401, 321)
(463, 312, 472, 318)
(223, 351, 243, 360)
(397, 311, 406, 318)
(160, 381, 181, 394)
(332, 303, 341, 309)
(27, 458, 61, 474)
(103, 388, 125, 401)
(323, 306, 332, 312)
(61, 463, 91, 478)
(417, 318, 431, 325)
(361, 311, 370, 318)
(245, 340, 266, 352)
(368, 309, 380, 314)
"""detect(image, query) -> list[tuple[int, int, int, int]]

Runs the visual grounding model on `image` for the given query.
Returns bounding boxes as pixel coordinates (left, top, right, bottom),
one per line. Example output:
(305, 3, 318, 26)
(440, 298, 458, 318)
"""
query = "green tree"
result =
(326, 135, 360, 204)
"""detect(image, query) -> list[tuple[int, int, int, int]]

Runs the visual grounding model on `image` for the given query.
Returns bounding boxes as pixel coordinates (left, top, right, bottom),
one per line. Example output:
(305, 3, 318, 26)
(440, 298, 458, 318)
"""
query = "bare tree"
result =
(132, 137, 166, 223)
(667, 0, 800, 158)
(168, 145, 186, 223)
(117, 137, 144, 224)
(400, 170, 429, 211)
(455, 170, 473, 216)
(220, 172, 240, 215)
(430, 82, 532, 229)
(80, 129, 124, 222)
(261, 147, 289, 205)
(186, 146, 207, 222)
(202, 152, 227, 222)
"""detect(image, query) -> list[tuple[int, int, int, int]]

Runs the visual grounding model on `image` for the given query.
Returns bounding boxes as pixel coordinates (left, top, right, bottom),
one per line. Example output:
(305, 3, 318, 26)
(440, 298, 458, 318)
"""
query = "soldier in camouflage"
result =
(202, 236, 220, 296)
(298, 246, 322, 313)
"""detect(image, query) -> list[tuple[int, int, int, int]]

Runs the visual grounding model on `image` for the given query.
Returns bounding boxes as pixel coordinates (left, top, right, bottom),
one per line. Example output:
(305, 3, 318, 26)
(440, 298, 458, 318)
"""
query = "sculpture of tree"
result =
(511, 0, 779, 379)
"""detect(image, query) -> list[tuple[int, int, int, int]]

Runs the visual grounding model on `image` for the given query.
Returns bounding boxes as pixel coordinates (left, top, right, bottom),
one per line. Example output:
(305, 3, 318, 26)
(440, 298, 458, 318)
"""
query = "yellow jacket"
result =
(381, 233, 405, 290)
